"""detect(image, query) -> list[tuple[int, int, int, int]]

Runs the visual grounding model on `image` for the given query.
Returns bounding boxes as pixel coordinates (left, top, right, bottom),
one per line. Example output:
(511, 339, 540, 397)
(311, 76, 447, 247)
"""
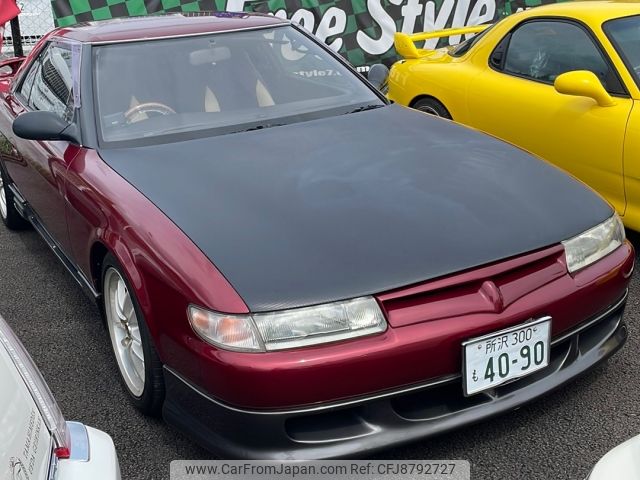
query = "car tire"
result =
(102, 253, 165, 416)
(412, 98, 452, 120)
(0, 163, 29, 230)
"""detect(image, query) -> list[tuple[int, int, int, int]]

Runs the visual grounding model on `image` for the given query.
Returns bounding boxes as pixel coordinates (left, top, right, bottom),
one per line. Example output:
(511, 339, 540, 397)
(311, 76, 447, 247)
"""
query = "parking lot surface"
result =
(1, 225, 639, 480)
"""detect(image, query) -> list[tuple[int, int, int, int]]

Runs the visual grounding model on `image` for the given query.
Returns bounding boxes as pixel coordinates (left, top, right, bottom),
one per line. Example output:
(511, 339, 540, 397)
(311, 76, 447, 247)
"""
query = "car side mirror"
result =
(554, 70, 616, 107)
(368, 63, 390, 90)
(13, 111, 80, 144)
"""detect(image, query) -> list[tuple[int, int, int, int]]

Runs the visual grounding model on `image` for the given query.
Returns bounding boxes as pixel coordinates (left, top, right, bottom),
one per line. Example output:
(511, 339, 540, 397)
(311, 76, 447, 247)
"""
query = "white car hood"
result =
(0, 345, 52, 480)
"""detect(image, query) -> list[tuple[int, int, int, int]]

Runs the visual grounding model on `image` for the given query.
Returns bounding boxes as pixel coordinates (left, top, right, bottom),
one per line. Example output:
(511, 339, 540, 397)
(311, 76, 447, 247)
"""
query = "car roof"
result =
(514, 0, 640, 24)
(51, 12, 288, 44)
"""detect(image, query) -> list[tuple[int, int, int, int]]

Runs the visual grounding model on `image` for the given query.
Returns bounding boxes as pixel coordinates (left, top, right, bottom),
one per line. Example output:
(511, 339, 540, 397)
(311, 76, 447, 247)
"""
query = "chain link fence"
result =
(5, 0, 55, 56)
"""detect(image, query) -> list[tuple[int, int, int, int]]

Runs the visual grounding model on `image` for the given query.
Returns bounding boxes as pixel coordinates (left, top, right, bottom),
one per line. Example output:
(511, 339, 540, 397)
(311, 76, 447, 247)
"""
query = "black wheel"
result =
(102, 253, 165, 416)
(0, 163, 29, 230)
(412, 98, 452, 120)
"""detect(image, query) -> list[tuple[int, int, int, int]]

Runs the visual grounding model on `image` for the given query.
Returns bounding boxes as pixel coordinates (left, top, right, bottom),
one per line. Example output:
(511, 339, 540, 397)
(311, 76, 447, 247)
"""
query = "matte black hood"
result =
(99, 104, 612, 312)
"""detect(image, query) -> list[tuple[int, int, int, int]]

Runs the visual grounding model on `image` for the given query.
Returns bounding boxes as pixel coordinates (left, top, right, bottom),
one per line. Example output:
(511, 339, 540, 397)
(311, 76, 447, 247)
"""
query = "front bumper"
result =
(163, 292, 628, 459)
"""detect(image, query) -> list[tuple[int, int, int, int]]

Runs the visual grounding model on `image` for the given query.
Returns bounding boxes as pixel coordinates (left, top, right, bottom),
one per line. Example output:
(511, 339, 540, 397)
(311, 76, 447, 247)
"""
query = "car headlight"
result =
(562, 214, 625, 274)
(189, 296, 387, 352)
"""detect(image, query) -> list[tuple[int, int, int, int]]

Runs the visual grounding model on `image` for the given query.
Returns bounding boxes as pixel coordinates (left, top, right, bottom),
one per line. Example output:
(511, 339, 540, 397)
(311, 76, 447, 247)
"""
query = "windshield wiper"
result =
(139, 122, 286, 138)
(344, 104, 386, 115)
(142, 123, 217, 137)
(236, 123, 285, 133)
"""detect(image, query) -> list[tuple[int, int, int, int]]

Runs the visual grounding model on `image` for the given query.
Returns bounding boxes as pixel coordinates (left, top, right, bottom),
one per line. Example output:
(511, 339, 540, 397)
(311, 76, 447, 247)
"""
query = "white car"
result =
(588, 434, 640, 480)
(0, 315, 120, 480)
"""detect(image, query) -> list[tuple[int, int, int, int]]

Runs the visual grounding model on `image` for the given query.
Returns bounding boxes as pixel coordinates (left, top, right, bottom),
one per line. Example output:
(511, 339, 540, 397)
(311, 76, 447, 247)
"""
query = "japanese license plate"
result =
(462, 317, 551, 396)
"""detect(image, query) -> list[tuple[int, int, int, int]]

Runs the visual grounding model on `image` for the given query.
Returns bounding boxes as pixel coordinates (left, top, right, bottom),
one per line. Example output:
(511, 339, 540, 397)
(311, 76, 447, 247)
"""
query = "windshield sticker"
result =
(295, 69, 343, 77)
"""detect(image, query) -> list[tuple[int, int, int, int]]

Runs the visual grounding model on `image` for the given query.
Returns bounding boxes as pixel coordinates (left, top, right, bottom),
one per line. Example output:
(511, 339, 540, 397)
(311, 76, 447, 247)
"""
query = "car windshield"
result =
(93, 25, 383, 146)
(604, 15, 640, 88)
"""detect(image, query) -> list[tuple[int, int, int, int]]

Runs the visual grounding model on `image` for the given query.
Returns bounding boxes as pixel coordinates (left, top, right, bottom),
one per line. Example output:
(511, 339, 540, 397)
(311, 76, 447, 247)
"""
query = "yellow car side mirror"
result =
(554, 70, 617, 107)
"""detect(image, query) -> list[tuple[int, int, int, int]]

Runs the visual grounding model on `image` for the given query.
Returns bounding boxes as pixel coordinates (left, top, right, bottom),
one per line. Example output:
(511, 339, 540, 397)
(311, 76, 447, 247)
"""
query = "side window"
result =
(499, 21, 623, 94)
(17, 52, 43, 103)
(29, 44, 74, 120)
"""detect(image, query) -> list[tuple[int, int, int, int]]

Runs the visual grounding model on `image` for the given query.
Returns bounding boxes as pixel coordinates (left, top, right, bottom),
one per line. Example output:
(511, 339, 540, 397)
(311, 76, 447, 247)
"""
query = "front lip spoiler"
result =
(162, 291, 628, 459)
(163, 368, 461, 417)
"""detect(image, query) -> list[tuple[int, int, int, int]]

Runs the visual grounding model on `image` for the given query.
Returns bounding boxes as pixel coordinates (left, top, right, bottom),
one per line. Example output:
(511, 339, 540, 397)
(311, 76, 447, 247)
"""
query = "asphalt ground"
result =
(1, 224, 639, 480)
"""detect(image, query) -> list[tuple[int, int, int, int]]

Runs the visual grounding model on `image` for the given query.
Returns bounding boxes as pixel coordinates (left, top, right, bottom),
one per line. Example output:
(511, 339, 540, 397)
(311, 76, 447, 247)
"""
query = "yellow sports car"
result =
(386, 1, 640, 230)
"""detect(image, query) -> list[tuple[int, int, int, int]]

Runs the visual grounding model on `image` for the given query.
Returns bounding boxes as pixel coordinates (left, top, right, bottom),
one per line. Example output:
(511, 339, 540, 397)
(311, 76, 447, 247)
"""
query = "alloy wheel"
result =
(104, 267, 146, 397)
(0, 169, 7, 221)
(418, 105, 441, 116)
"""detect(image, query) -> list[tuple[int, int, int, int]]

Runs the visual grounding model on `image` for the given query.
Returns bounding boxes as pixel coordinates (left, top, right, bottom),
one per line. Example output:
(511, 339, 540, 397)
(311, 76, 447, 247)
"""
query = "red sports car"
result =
(0, 12, 634, 459)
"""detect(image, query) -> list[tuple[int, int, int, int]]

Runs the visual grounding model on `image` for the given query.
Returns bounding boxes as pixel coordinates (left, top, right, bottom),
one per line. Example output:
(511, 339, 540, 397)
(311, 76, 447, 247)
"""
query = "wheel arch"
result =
(89, 237, 155, 337)
(89, 240, 109, 293)
(409, 94, 445, 109)
(409, 94, 453, 120)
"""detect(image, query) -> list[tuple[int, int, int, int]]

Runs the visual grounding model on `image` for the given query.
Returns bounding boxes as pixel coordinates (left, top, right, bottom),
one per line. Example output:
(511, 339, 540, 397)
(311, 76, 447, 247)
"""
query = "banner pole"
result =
(9, 16, 22, 57)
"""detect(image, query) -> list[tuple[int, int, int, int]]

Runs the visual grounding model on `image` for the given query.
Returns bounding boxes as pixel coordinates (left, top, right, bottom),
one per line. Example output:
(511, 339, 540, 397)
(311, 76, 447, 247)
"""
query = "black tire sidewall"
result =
(101, 253, 165, 416)
(0, 161, 28, 230)
(413, 98, 452, 120)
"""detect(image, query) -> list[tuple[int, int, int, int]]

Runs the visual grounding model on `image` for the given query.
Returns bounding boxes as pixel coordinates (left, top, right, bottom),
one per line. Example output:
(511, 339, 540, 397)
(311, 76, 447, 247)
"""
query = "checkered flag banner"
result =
(49, 0, 565, 68)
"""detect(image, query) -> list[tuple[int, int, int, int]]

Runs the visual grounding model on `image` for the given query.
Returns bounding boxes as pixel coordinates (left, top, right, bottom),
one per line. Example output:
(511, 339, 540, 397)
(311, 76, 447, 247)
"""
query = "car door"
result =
(0, 42, 80, 255)
(467, 19, 632, 215)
